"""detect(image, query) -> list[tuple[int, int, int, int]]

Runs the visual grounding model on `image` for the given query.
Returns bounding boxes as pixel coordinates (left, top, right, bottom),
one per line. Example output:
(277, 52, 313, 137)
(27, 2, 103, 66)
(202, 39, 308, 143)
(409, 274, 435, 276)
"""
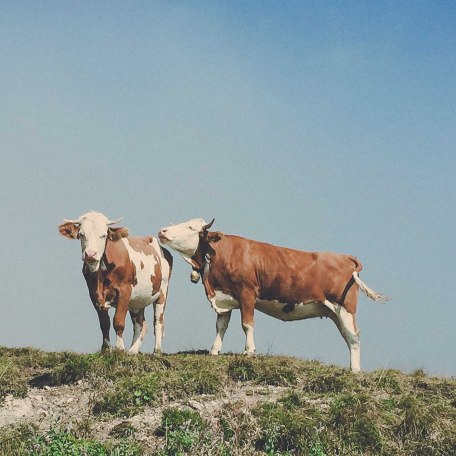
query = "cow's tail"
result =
(352, 271, 389, 302)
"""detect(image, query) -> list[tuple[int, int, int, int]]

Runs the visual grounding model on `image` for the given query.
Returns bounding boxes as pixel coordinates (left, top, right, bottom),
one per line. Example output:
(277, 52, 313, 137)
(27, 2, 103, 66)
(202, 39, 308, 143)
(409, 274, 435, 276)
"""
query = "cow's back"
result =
(208, 235, 361, 307)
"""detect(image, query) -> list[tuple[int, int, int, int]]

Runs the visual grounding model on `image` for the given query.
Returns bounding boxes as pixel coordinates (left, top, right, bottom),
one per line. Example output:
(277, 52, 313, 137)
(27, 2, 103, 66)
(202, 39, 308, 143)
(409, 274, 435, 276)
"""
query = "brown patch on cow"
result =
(194, 232, 368, 316)
(108, 226, 129, 241)
(156, 290, 166, 304)
(140, 261, 144, 270)
(58, 222, 79, 239)
(128, 237, 155, 255)
(161, 247, 173, 277)
(131, 261, 138, 287)
(154, 310, 165, 327)
(151, 261, 162, 295)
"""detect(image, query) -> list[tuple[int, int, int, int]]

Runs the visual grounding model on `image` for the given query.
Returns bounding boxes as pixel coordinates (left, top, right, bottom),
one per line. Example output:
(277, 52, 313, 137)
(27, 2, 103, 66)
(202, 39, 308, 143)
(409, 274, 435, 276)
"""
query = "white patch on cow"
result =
(209, 291, 239, 314)
(256, 300, 328, 321)
(122, 238, 160, 312)
(153, 303, 165, 353)
(116, 334, 125, 350)
(337, 306, 361, 373)
(242, 324, 255, 354)
(129, 321, 148, 355)
(157, 241, 171, 300)
(158, 218, 208, 258)
(77, 212, 111, 272)
(210, 312, 232, 355)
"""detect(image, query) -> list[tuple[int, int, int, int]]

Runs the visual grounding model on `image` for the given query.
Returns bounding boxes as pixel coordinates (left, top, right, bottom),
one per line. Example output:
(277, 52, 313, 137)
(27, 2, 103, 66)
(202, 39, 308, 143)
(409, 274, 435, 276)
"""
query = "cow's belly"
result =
(256, 300, 328, 321)
(128, 289, 159, 312)
(209, 291, 328, 321)
(210, 291, 240, 313)
(128, 263, 160, 312)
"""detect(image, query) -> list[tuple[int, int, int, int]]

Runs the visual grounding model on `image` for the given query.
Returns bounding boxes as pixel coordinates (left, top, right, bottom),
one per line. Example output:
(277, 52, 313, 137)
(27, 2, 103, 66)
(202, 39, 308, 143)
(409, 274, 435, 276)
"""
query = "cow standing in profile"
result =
(59, 211, 173, 354)
(158, 218, 388, 372)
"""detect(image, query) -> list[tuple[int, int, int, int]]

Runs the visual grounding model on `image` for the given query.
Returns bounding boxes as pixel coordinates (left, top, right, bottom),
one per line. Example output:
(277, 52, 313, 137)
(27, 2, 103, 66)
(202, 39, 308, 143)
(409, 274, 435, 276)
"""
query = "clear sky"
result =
(1, 1, 455, 376)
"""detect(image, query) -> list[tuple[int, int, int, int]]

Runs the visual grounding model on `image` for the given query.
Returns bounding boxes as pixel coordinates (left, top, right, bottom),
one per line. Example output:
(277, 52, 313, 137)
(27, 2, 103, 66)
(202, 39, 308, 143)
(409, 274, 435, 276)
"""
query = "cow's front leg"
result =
(113, 292, 131, 351)
(128, 309, 148, 354)
(210, 311, 232, 355)
(239, 293, 256, 355)
(94, 305, 111, 351)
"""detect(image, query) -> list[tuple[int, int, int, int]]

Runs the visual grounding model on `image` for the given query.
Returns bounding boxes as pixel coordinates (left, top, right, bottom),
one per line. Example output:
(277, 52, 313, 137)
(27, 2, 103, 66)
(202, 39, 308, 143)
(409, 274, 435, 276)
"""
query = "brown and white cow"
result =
(158, 218, 388, 372)
(59, 211, 173, 354)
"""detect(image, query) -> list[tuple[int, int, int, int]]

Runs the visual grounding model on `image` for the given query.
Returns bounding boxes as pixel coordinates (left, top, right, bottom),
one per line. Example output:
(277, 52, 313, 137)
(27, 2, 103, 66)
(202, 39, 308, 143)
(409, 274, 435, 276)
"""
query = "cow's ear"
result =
(58, 222, 79, 239)
(207, 231, 223, 243)
(108, 226, 129, 241)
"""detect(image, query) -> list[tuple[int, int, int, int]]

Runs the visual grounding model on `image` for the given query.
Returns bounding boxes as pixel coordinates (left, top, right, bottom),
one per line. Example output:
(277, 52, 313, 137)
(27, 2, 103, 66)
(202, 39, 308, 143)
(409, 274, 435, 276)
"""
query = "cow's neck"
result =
(82, 255, 108, 276)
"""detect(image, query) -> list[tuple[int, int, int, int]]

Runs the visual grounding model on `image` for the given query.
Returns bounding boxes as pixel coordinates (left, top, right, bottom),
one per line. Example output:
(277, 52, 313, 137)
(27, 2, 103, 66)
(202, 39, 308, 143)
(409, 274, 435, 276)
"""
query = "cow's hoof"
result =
(243, 350, 255, 356)
(209, 349, 220, 356)
(153, 349, 163, 356)
(127, 349, 139, 355)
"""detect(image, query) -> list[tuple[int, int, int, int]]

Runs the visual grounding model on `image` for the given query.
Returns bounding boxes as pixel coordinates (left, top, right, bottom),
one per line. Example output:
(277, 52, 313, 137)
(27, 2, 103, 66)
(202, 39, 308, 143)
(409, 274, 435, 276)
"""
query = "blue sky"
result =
(1, 1, 455, 375)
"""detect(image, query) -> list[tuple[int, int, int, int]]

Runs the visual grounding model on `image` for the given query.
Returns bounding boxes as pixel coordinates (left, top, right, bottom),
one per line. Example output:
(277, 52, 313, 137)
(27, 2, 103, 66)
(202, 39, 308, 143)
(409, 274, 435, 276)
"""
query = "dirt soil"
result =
(0, 380, 287, 448)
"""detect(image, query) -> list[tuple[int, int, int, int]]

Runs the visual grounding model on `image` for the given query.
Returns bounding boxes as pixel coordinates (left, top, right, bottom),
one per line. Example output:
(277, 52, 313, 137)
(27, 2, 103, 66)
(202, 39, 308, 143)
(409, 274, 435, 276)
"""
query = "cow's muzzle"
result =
(83, 250, 99, 263)
(158, 230, 170, 243)
(97, 302, 111, 311)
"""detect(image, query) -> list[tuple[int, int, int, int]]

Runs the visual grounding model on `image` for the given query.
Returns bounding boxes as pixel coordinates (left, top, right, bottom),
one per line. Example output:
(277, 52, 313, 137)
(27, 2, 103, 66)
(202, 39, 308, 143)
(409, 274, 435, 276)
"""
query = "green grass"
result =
(0, 346, 455, 455)
(0, 424, 142, 456)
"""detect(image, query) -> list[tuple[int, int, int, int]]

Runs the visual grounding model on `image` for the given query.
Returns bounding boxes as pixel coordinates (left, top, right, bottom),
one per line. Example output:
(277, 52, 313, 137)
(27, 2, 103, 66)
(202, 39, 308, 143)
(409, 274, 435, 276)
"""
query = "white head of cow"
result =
(158, 218, 214, 262)
(58, 211, 127, 273)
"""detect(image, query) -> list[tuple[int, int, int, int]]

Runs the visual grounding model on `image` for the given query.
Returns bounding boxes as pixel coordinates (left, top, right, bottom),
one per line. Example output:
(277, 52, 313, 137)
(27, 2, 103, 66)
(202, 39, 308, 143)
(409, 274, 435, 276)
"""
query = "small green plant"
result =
(254, 402, 325, 454)
(373, 369, 403, 394)
(329, 393, 384, 452)
(93, 373, 159, 416)
(228, 358, 256, 382)
(0, 424, 143, 456)
(51, 353, 95, 385)
(395, 395, 436, 441)
(0, 357, 28, 402)
(156, 407, 206, 455)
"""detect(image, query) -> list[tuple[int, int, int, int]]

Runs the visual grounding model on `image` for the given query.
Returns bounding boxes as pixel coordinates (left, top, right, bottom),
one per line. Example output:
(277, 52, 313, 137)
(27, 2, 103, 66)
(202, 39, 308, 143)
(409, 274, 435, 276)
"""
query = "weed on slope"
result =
(0, 347, 455, 455)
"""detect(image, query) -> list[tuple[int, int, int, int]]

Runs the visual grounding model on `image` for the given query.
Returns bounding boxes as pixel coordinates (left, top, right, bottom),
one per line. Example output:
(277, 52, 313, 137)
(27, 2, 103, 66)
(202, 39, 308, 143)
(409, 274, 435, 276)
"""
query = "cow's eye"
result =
(100, 234, 107, 239)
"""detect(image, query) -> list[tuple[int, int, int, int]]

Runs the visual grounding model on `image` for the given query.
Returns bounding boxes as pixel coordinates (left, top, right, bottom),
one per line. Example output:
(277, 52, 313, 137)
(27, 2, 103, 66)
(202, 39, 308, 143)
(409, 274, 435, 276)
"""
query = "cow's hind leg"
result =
(210, 311, 232, 355)
(153, 296, 166, 355)
(128, 309, 148, 355)
(325, 301, 361, 372)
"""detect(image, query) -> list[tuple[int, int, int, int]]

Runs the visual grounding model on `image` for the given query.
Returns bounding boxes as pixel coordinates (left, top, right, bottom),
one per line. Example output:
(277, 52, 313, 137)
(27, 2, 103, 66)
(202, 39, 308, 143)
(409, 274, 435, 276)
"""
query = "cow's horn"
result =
(63, 217, 82, 224)
(107, 217, 123, 225)
(203, 218, 215, 231)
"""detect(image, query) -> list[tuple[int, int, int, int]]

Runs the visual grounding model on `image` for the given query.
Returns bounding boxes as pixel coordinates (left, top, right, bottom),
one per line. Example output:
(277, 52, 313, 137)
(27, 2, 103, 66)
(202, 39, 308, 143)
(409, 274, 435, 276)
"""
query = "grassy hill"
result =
(0, 347, 454, 455)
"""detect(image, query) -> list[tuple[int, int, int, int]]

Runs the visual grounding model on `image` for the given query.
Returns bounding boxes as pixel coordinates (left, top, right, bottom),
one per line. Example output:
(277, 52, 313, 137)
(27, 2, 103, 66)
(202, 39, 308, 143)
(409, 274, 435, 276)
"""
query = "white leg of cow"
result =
(243, 323, 255, 355)
(330, 307, 360, 372)
(240, 295, 256, 355)
(130, 311, 141, 346)
(153, 303, 165, 354)
(324, 300, 361, 372)
(128, 309, 148, 355)
(115, 334, 126, 350)
(210, 311, 232, 355)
